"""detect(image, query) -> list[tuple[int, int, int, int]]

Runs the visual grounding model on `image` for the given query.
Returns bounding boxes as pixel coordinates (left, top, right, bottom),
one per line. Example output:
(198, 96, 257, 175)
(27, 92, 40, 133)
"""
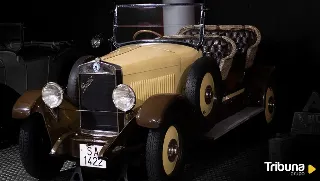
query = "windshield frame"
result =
(111, 3, 206, 49)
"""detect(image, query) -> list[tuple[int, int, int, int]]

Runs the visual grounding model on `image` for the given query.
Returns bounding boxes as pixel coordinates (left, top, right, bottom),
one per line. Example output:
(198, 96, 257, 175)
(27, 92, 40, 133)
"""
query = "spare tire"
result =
(67, 55, 94, 105)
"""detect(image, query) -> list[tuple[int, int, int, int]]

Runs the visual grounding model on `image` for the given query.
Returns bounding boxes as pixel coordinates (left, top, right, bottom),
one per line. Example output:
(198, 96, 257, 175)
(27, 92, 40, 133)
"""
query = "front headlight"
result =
(112, 84, 136, 112)
(42, 82, 63, 109)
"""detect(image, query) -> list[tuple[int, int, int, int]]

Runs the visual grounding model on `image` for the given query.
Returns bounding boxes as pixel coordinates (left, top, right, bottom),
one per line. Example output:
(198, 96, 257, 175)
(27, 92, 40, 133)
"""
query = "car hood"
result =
(101, 43, 200, 76)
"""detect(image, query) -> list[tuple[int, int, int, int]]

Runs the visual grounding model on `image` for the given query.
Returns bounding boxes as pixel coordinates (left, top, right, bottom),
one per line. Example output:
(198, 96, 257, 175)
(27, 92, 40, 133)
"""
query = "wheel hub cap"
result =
(167, 139, 179, 162)
(204, 85, 213, 105)
(268, 96, 275, 114)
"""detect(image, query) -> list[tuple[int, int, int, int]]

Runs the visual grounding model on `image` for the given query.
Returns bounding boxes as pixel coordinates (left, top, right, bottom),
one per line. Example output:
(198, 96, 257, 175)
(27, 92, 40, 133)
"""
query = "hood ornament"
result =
(93, 57, 101, 73)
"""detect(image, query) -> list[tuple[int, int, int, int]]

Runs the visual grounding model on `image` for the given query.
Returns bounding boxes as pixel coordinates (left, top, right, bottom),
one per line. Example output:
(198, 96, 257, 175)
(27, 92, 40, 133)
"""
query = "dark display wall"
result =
(206, 0, 317, 64)
(204, 0, 320, 114)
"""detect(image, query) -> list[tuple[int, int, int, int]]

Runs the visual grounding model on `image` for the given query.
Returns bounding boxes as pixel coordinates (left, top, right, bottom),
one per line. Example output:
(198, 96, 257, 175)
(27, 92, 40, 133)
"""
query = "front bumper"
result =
(50, 129, 118, 159)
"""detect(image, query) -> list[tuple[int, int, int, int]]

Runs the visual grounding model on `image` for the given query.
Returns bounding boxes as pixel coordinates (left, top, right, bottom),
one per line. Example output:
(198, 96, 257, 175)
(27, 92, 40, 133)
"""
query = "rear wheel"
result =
(265, 87, 276, 124)
(19, 114, 63, 179)
(145, 124, 184, 181)
(263, 80, 280, 135)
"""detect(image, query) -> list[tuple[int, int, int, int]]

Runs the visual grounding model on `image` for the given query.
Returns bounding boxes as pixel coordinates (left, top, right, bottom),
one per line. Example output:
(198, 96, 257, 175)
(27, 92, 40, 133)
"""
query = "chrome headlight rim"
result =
(41, 82, 64, 109)
(112, 84, 136, 112)
(91, 37, 102, 48)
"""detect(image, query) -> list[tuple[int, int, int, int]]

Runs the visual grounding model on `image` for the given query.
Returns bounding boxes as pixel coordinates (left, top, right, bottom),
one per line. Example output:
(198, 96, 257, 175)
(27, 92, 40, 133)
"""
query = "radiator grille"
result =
(130, 74, 175, 102)
(78, 60, 123, 132)
(79, 74, 116, 111)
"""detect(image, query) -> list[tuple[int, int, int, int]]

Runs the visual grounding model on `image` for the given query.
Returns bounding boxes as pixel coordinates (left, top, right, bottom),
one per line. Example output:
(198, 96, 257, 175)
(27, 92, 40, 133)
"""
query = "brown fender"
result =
(136, 93, 195, 129)
(12, 90, 43, 119)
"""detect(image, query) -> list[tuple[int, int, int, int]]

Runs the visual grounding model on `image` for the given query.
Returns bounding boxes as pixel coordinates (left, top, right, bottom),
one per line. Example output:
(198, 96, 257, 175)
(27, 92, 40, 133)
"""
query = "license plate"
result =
(79, 144, 107, 168)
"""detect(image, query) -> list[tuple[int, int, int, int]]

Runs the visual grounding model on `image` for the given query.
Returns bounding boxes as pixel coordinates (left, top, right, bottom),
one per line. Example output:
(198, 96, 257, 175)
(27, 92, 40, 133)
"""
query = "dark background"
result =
(3, 0, 320, 120)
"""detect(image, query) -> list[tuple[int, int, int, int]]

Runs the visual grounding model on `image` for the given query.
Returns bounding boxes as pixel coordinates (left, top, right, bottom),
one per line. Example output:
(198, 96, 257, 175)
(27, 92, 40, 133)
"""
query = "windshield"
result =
(112, 3, 204, 47)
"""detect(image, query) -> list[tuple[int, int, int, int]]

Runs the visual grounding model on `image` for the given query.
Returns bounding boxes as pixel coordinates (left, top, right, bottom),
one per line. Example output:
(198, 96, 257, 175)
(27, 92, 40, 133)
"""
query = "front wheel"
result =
(184, 57, 223, 128)
(19, 114, 63, 179)
(145, 125, 184, 181)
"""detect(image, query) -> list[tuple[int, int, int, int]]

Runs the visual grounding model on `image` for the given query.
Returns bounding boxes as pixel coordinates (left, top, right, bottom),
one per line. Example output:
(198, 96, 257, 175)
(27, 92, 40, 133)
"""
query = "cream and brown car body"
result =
(12, 3, 275, 174)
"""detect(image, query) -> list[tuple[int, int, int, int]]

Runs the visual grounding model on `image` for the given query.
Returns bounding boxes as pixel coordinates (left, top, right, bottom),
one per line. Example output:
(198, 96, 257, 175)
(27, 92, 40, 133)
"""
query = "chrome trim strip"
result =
(50, 131, 75, 155)
(116, 3, 203, 8)
(117, 39, 197, 49)
(48, 107, 58, 120)
(78, 59, 116, 75)
(76, 139, 109, 144)
(81, 129, 118, 137)
(197, 4, 205, 49)
(75, 110, 117, 113)
(222, 88, 245, 102)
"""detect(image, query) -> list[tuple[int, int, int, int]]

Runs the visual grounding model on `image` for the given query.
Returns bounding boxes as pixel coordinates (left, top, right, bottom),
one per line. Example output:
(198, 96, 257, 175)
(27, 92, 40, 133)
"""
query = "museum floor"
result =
(0, 117, 270, 181)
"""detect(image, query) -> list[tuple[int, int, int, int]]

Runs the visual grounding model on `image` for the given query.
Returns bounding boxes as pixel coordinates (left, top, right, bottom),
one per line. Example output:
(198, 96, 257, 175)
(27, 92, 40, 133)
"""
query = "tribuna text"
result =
(264, 162, 305, 172)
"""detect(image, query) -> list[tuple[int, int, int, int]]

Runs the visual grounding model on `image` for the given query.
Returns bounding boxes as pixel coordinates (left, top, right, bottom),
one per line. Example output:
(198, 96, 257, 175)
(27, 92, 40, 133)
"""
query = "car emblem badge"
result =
(93, 58, 101, 72)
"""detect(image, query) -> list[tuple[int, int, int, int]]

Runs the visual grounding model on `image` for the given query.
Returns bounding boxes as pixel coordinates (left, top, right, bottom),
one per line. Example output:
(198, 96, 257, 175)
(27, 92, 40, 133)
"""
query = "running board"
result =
(205, 107, 264, 140)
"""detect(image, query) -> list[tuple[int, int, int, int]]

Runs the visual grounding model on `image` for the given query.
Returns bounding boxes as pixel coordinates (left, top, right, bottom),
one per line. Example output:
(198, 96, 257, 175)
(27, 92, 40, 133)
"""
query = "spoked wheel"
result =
(145, 124, 184, 181)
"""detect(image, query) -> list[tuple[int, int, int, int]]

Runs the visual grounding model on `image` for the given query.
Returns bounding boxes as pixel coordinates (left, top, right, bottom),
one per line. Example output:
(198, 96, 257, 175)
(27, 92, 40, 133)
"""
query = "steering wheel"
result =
(133, 30, 162, 40)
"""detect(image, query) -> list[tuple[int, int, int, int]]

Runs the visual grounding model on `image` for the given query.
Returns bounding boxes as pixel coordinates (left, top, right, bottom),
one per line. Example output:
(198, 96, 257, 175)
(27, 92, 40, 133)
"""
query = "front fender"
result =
(12, 90, 42, 119)
(13, 90, 80, 147)
(136, 94, 196, 129)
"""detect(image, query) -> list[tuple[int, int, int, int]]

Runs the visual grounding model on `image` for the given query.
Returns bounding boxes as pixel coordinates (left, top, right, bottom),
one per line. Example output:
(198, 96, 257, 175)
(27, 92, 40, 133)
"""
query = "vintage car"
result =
(12, 3, 277, 181)
(0, 23, 88, 146)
